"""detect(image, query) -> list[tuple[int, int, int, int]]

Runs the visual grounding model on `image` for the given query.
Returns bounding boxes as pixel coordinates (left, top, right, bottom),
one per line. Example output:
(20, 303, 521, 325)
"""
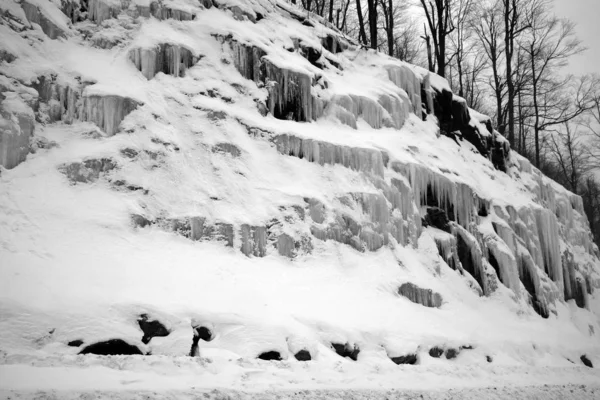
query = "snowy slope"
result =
(1, 0, 600, 397)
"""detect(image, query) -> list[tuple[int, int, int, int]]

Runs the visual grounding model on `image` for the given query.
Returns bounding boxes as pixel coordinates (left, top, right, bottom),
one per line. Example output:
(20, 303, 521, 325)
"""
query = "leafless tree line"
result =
(292, 0, 600, 246)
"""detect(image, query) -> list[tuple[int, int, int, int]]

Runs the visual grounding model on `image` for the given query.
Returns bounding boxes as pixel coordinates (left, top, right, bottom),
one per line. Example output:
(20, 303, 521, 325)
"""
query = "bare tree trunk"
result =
(328, 0, 334, 22)
(356, 0, 368, 45)
(367, 0, 378, 49)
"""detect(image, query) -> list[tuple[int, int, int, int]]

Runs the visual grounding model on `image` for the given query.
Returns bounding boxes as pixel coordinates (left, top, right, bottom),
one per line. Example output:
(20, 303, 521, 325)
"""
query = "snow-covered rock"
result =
(0, 0, 599, 395)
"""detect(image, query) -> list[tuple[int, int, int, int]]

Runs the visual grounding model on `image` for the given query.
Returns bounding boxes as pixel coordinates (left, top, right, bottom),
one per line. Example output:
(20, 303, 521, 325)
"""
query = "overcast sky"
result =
(554, 0, 600, 76)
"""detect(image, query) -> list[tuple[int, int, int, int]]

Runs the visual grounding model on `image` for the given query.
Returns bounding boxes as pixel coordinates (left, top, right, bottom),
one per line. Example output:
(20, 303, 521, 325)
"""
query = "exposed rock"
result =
(331, 342, 359, 361)
(429, 346, 443, 358)
(60, 158, 116, 184)
(294, 349, 311, 361)
(138, 314, 170, 344)
(212, 143, 241, 157)
(190, 325, 213, 356)
(129, 44, 198, 79)
(79, 339, 143, 355)
(321, 34, 349, 54)
(398, 282, 443, 308)
(486, 355, 493, 363)
(258, 350, 282, 361)
(131, 214, 153, 228)
(390, 354, 417, 365)
(67, 339, 84, 347)
(194, 326, 213, 342)
(445, 348, 459, 359)
(422, 207, 451, 233)
(581, 355, 593, 368)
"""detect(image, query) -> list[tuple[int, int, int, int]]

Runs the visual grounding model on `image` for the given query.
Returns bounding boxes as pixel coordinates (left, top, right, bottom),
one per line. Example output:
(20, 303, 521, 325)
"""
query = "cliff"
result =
(0, 0, 599, 396)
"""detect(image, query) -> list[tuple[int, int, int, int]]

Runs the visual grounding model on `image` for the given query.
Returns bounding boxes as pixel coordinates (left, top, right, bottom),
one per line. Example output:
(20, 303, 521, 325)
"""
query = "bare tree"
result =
(420, 0, 455, 78)
(521, 5, 589, 166)
(549, 122, 592, 194)
(472, 0, 506, 133)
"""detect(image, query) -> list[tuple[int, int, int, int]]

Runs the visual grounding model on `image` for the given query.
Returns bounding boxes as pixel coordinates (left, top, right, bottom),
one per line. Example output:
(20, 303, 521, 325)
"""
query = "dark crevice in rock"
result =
(129, 44, 199, 79)
(138, 314, 170, 345)
(79, 339, 143, 355)
(390, 354, 417, 365)
(258, 351, 282, 361)
(331, 343, 359, 361)
(519, 258, 548, 318)
(294, 349, 311, 361)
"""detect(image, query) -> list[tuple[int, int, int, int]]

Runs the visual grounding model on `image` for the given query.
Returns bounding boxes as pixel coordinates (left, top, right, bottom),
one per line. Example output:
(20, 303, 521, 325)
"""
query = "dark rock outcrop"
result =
(390, 354, 417, 365)
(429, 346, 444, 358)
(422, 207, 451, 233)
(138, 314, 170, 344)
(581, 355, 593, 368)
(445, 348, 459, 359)
(79, 339, 143, 355)
(331, 342, 360, 361)
(258, 351, 282, 361)
(67, 339, 84, 347)
(294, 349, 311, 361)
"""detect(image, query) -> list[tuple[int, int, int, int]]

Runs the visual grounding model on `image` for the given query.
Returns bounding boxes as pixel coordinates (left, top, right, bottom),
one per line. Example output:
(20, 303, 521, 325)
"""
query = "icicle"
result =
(486, 236, 521, 297)
(454, 224, 489, 295)
(398, 282, 442, 308)
(378, 93, 409, 129)
(273, 134, 385, 177)
(264, 60, 315, 121)
(240, 224, 267, 257)
(88, 0, 121, 24)
(80, 95, 140, 136)
(385, 65, 423, 118)
(129, 44, 197, 80)
(534, 209, 563, 290)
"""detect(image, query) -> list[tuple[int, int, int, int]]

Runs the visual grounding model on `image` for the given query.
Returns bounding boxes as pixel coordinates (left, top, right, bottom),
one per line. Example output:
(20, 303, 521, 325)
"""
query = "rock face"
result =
(59, 158, 116, 184)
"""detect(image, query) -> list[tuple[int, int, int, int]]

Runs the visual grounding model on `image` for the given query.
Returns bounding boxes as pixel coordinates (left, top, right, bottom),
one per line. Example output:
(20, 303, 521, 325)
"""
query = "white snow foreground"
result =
(0, 0, 600, 397)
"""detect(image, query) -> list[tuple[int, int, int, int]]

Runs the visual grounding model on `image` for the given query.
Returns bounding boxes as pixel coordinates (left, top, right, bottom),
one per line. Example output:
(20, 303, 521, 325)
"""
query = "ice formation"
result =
(1, 0, 600, 389)
(129, 44, 198, 79)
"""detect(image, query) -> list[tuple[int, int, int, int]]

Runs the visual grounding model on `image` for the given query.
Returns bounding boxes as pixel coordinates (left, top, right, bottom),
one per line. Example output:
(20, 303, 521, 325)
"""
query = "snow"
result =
(1, 0, 600, 396)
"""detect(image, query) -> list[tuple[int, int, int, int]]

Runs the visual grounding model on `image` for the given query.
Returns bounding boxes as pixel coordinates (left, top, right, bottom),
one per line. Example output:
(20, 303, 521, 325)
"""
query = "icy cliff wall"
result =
(0, 0, 599, 365)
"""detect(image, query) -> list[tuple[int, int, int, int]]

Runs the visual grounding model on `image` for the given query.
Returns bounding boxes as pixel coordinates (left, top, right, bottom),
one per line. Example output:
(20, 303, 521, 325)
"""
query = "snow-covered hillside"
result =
(1, 0, 600, 397)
